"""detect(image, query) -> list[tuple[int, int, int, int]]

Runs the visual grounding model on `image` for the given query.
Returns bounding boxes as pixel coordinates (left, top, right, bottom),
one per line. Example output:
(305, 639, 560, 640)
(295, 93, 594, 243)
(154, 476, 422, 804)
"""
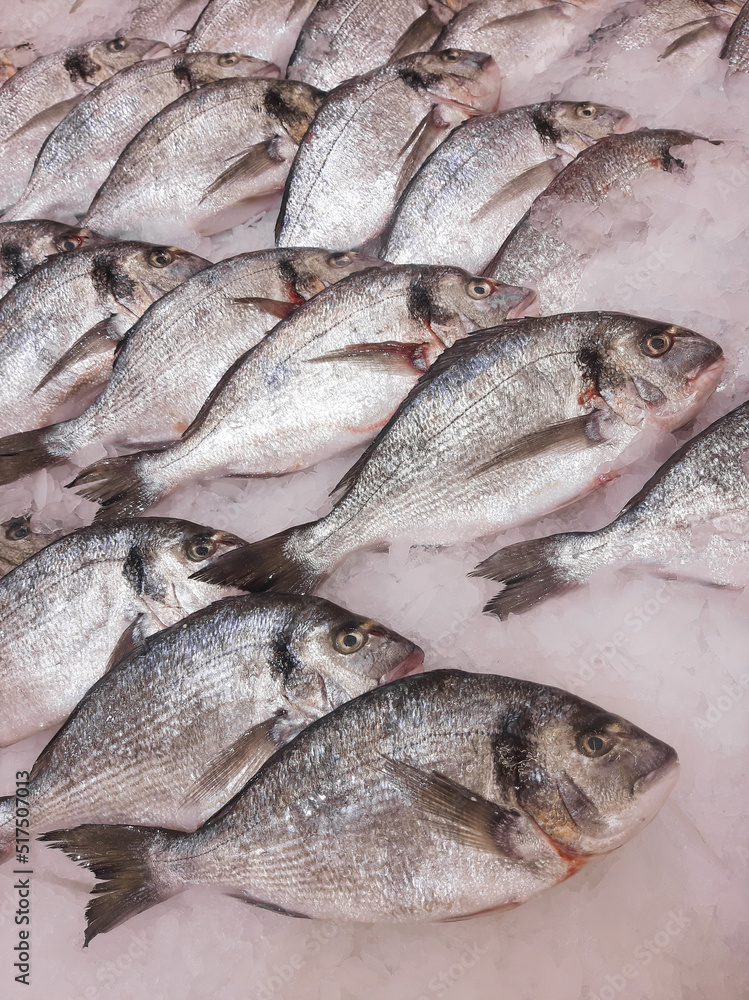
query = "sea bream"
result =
(0, 514, 63, 577)
(0, 220, 107, 297)
(0, 593, 423, 860)
(485, 128, 718, 314)
(82, 77, 325, 241)
(0, 241, 208, 438)
(6, 52, 282, 224)
(0, 248, 387, 484)
(193, 313, 723, 594)
(0, 37, 165, 208)
(381, 100, 632, 273)
(276, 49, 501, 251)
(474, 399, 749, 618)
(0, 517, 245, 748)
(42, 669, 679, 941)
(65, 266, 531, 518)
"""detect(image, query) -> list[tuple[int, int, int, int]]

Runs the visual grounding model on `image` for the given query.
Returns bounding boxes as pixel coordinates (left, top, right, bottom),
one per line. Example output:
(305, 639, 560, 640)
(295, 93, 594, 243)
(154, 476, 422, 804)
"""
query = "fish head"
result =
(0, 514, 59, 576)
(181, 52, 282, 86)
(143, 519, 248, 605)
(86, 38, 170, 81)
(112, 244, 210, 310)
(419, 268, 536, 343)
(512, 690, 679, 856)
(406, 49, 501, 113)
(591, 316, 724, 432)
(290, 249, 389, 298)
(549, 100, 634, 152)
(265, 80, 327, 144)
(54, 226, 110, 255)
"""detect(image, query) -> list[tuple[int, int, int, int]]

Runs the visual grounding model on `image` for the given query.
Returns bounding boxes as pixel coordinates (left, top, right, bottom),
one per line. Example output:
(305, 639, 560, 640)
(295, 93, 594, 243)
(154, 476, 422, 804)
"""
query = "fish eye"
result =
(185, 537, 217, 561)
(328, 252, 352, 267)
(5, 522, 29, 540)
(467, 279, 492, 299)
(578, 733, 612, 757)
(441, 49, 462, 63)
(641, 331, 674, 357)
(107, 38, 128, 52)
(58, 236, 83, 251)
(576, 103, 596, 118)
(218, 53, 239, 66)
(334, 627, 367, 654)
(148, 249, 173, 268)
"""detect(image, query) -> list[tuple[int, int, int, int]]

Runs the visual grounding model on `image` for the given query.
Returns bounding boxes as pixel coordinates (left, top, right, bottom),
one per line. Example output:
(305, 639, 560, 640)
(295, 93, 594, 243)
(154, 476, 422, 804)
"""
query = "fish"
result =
(0, 592, 423, 861)
(0, 516, 245, 748)
(0, 37, 165, 209)
(381, 99, 632, 273)
(41, 668, 679, 941)
(0, 219, 107, 297)
(287, 0, 469, 91)
(129, 0, 214, 47)
(0, 241, 208, 439)
(484, 128, 718, 314)
(721, 0, 749, 73)
(0, 514, 63, 576)
(184, 0, 319, 69)
(0, 247, 387, 484)
(193, 312, 724, 594)
(6, 52, 282, 224)
(83, 78, 325, 241)
(473, 399, 749, 618)
(276, 49, 502, 251)
(65, 266, 532, 518)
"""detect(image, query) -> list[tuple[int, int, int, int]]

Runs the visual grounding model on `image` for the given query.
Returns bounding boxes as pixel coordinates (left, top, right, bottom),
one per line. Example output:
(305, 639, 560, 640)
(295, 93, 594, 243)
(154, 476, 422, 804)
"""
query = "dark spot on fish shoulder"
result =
(91, 255, 136, 304)
(575, 342, 604, 395)
(529, 108, 562, 147)
(278, 258, 305, 303)
(172, 60, 195, 91)
(264, 86, 312, 144)
(63, 51, 101, 84)
(0, 244, 29, 282)
(491, 714, 529, 798)
(271, 636, 301, 681)
(407, 277, 434, 323)
(396, 67, 440, 93)
(122, 544, 164, 601)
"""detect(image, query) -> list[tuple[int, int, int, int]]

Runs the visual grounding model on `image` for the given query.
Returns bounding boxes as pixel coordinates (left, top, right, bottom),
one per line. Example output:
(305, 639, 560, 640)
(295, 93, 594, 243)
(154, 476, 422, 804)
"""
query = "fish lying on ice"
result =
(0, 219, 107, 297)
(0, 514, 63, 576)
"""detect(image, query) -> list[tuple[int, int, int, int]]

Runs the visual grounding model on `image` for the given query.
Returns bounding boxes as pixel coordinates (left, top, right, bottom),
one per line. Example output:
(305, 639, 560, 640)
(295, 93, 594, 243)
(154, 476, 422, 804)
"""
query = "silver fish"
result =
(721, 0, 749, 72)
(6, 52, 281, 224)
(0, 220, 107, 297)
(0, 37, 165, 208)
(194, 313, 723, 594)
(42, 669, 679, 940)
(0, 248, 387, 483)
(381, 100, 632, 273)
(0, 517, 245, 748)
(474, 399, 749, 617)
(276, 49, 502, 251)
(0, 242, 208, 438)
(83, 78, 324, 241)
(0, 592, 423, 860)
(67, 266, 532, 518)
(485, 128, 717, 314)
(0, 514, 63, 576)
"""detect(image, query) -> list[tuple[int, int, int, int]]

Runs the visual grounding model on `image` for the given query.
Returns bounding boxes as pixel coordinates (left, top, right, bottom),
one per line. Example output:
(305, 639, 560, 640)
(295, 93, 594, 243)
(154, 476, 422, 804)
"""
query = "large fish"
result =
(0, 37, 165, 208)
(0, 593, 423, 860)
(0, 241, 208, 438)
(0, 248, 386, 484)
(721, 0, 749, 72)
(82, 77, 324, 241)
(276, 49, 501, 251)
(194, 313, 723, 594)
(0, 517, 244, 748)
(474, 399, 749, 617)
(381, 100, 631, 273)
(66, 266, 531, 518)
(0, 514, 63, 576)
(0, 220, 107, 297)
(6, 52, 281, 224)
(42, 669, 679, 941)
(485, 129, 717, 314)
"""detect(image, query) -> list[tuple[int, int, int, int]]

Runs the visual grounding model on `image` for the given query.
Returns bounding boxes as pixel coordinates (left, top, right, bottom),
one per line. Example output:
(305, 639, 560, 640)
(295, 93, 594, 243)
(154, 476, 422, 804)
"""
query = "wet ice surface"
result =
(1, 0, 749, 997)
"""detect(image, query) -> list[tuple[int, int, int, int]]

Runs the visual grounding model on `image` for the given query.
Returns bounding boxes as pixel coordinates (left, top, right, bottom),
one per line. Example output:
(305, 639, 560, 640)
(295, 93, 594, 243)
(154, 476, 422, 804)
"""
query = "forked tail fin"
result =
(0, 427, 66, 486)
(69, 453, 166, 520)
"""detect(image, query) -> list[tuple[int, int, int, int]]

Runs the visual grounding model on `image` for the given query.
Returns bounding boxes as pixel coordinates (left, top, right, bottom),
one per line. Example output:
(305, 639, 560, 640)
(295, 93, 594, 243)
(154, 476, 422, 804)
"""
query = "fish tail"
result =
(0, 427, 66, 486)
(0, 795, 16, 864)
(69, 453, 166, 520)
(40, 824, 184, 945)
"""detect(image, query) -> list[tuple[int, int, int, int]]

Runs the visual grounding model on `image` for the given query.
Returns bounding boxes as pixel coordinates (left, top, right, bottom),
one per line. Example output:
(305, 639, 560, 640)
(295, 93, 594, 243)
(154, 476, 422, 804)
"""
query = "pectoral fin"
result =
(102, 615, 148, 674)
(471, 160, 561, 223)
(231, 295, 298, 320)
(34, 318, 122, 393)
(7, 95, 83, 141)
(395, 106, 460, 201)
(390, 4, 450, 62)
(659, 19, 723, 59)
(309, 341, 432, 375)
(202, 137, 287, 201)
(471, 411, 606, 479)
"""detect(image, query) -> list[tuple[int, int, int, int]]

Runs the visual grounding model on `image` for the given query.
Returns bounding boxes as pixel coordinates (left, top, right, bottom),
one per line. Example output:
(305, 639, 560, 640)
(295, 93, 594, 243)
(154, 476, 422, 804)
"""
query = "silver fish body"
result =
(0, 514, 63, 577)
(587, 0, 741, 59)
(0, 593, 422, 859)
(276, 49, 502, 250)
(721, 0, 749, 72)
(129, 0, 213, 46)
(6, 52, 281, 224)
(68, 266, 531, 517)
(381, 100, 631, 273)
(475, 399, 749, 617)
(0, 517, 245, 747)
(43, 669, 679, 940)
(0, 37, 164, 208)
(83, 77, 324, 241)
(0, 242, 208, 437)
(195, 313, 724, 594)
(0, 220, 107, 297)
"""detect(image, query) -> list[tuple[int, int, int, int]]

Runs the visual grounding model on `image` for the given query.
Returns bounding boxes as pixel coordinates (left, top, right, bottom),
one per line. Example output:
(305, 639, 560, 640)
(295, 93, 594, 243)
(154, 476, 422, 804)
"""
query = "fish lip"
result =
(144, 42, 173, 59)
(380, 648, 425, 684)
(632, 749, 680, 795)
(685, 354, 725, 384)
(613, 112, 635, 134)
(254, 62, 283, 79)
(506, 288, 537, 319)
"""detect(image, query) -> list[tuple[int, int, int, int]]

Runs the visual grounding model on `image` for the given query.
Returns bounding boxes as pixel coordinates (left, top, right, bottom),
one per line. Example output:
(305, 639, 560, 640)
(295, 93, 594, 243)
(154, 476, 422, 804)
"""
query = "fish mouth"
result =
(632, 748, 680, 795)
(613, 113, 635, 134)
(144, 42, 173, 59)
(506, 288, 537, 319)
(381, 648, 425, 684)
(684, 354, 725, 386)
(254, 62, 283, 79)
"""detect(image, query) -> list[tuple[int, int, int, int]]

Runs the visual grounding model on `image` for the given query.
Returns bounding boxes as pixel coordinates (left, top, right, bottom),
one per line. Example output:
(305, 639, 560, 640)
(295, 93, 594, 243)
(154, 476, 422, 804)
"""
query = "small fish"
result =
(276, 49, 502, 251)
(474, 399, 749, 617)
(193, 313, 723, 594)
(0, 220, 107, 297)
(721, 0, 749, 73)
(0, 514, 63, 576)
(83, 78, 324, 241)
(0, 592, 423, 860)
(0, 241, 208, 438)
(42, 669, 679, 941)
(65, 266, 531, 518)
(0, 516, 244, 748)
(6, 52, 281, 223)
(0, 37, 165, 208)
(381, 100, 632, 273)
(0, 247, 386, 483)
(485, 128, 718, 314)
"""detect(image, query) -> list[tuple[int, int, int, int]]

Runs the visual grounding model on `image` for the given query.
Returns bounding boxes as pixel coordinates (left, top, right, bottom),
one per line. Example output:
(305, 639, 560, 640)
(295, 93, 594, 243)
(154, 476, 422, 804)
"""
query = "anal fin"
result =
(202, 137, 287, 202)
